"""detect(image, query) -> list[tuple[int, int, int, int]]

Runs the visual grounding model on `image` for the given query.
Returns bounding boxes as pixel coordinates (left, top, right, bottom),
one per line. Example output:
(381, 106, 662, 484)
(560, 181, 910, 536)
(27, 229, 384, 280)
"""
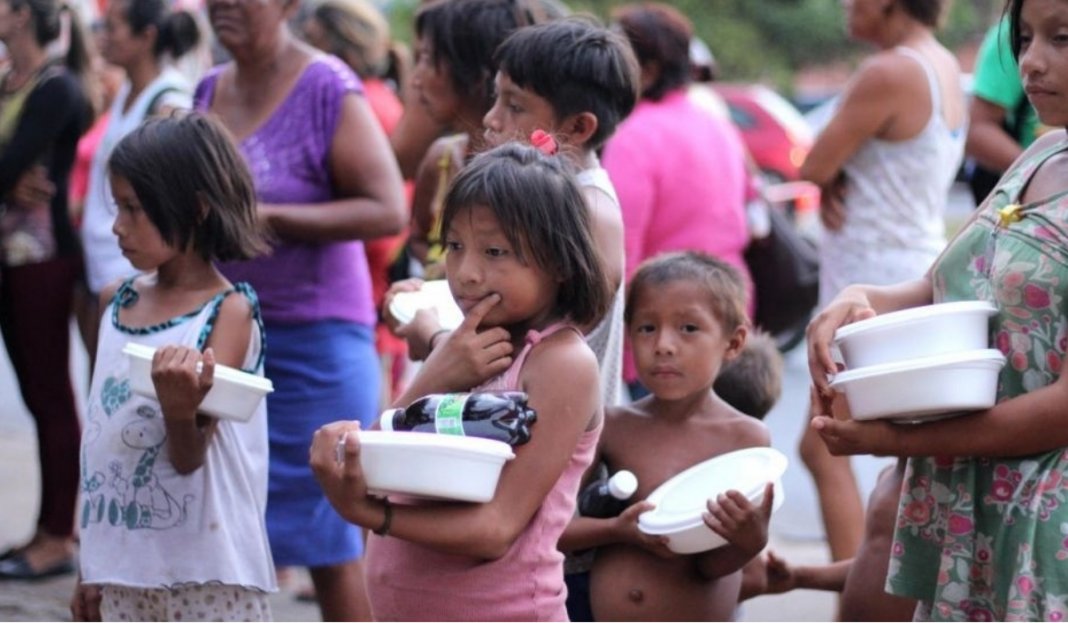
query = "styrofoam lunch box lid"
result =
(388, 280, 465, 330)
(833, 300, 998, 342)
(638, 447, 787, 534)
(122, 342, 274, 393)
(360, 430, 515, 460)
(830, 348, 1006, 386)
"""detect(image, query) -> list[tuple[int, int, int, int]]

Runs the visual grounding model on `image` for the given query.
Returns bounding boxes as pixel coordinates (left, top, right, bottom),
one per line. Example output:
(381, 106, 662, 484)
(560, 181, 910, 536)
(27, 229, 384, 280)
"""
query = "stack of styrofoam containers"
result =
(829, 301, 1005, 422)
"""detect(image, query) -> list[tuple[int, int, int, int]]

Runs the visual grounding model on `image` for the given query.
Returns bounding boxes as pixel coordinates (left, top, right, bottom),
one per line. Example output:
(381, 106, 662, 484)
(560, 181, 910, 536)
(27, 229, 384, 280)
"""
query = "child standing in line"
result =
(69, 114, 275, 622)
(310, 142, 611, 621)
(388, 16, 639, 408)
(560, 251, 775, 622)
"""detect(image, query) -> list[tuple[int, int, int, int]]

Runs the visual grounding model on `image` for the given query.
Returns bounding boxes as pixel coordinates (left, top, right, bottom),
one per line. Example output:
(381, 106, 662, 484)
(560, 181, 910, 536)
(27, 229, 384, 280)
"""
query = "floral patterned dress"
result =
(886, 140, 1068, 621)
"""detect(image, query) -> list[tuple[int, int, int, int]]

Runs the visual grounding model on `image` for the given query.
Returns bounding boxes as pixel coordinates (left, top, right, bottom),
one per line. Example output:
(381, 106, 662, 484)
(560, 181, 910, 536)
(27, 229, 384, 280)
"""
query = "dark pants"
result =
(0, 256, 81, 538)
(565, 571, 594, 622)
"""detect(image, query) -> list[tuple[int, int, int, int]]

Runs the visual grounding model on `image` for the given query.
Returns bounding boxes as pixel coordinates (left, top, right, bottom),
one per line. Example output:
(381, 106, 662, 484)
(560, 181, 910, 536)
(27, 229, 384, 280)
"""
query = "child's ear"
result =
(723, 324, 748, 362)
(559, 112, 599, 150)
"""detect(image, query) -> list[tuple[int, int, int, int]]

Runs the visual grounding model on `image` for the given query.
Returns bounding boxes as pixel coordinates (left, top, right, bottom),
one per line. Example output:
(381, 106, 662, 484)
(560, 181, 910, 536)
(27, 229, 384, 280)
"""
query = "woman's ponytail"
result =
(155, 10, 201, 60)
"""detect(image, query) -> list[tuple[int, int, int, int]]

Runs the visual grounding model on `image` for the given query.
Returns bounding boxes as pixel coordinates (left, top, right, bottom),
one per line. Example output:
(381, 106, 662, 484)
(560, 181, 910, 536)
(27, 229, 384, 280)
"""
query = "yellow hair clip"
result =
(998, 203, 1023, 228)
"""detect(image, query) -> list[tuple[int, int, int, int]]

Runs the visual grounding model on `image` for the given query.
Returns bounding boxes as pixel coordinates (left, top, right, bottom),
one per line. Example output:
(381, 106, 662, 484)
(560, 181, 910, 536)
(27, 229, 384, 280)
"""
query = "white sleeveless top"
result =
(79, 279, 276, 592)
(818, 47, 966, 308)
(81, 67, 193, 293)
(576, 163, 625, 408)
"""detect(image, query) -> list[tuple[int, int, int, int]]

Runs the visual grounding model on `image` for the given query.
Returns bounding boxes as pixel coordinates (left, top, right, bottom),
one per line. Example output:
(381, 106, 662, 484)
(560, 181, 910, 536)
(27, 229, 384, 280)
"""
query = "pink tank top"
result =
(365, 323, 602, 621)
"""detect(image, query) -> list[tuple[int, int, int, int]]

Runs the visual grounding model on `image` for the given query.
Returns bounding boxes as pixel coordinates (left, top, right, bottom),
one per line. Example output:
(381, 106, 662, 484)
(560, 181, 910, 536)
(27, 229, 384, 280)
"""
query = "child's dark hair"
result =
(117, 0, 201, 60)
(610, 2, 692, 101)
(108, 112, 267, 262)
(495, 16, 640, 150)
(441, 142, 610, 327)
(415, 0, 542, 114)
(713, 330, 783, 420)
(625, 251, 749, 335)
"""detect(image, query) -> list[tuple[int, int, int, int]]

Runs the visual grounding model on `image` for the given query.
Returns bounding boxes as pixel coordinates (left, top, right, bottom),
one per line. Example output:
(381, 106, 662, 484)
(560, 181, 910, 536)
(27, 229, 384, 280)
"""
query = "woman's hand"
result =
(818, 173, 848, 231)
(309, 421, 378, 527)
(811, 416, 900, 456)
(12, 165, 55, 206)
(151, 346, 214, 423)
(703, 483, 775, 558)
(805, 288, 877, 396)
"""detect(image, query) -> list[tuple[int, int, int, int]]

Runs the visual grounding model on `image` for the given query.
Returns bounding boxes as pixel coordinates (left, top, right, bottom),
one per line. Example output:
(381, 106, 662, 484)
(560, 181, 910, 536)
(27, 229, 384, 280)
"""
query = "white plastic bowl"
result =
(638, 447, 787, 554)
(833, 301, 998, 370)
(388, 280, 464, 330)
(358, 430, 514, 503)
(123, 343, 274, 422)
(830, 348, 1005, 422)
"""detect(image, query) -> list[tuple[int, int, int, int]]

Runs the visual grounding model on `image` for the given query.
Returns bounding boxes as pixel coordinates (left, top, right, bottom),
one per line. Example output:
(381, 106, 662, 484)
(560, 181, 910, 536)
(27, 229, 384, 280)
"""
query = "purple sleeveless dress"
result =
(195, 55, 381, 566)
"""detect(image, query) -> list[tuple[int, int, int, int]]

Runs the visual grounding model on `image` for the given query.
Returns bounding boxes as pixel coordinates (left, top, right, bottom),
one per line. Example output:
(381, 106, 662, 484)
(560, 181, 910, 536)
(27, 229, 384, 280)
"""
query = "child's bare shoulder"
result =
(696, 402, 772, 449)
(522, 327, 599, 385)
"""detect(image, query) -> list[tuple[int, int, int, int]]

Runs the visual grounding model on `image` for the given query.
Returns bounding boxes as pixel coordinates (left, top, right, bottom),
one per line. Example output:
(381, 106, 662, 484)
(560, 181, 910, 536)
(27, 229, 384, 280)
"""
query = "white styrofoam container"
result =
(830, 348, 1006, 422)
(638, 447, 787, 554)
(388, 280, 464, 330)
(833, 301, 998, 370)
(358, 430, 515, 503)
(123, 342, 273, 422)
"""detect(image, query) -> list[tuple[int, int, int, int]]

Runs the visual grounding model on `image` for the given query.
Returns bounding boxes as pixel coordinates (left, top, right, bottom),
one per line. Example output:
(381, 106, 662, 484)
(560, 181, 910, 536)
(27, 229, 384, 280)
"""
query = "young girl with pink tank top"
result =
(310, 142, 612, 621)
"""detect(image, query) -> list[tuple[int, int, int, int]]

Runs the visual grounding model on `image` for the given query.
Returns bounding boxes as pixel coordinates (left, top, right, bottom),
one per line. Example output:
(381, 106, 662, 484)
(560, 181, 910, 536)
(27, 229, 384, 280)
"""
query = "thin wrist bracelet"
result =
(373, 496, 393, 536)
(428, 328, 450, 352)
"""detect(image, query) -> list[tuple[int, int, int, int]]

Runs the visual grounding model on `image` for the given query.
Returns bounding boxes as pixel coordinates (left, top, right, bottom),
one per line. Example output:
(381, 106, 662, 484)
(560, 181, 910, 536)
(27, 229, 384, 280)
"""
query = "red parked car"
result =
(710, 83, 821, 227)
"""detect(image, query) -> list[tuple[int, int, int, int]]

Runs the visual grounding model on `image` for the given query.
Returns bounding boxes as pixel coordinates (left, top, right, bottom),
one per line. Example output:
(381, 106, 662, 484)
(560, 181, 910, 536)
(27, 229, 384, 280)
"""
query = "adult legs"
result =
(0, 256, 81, 575)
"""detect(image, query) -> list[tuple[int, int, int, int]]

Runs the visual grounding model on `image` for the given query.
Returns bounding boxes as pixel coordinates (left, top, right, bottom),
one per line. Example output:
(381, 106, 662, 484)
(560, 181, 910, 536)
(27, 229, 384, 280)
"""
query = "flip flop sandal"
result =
(0, 553, 75, 581)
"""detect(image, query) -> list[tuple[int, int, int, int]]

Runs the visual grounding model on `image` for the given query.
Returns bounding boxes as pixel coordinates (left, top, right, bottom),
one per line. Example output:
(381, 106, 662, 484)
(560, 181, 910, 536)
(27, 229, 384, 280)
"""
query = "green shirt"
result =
(972, 17, 1039, 149)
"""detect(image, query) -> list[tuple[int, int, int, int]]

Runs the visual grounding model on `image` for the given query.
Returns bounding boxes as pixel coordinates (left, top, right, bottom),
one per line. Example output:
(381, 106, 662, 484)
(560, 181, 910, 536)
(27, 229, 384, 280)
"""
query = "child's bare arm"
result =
(559, 501, 671, 555)
(312, 331, 601, 559)
(741, 551, 851, 600)
(153, 294, 251, 474)
(392, 295, 515, 402)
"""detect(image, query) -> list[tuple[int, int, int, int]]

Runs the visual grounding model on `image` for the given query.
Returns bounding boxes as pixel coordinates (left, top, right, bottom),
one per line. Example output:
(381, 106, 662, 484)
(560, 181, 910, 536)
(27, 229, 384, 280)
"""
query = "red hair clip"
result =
(530, 130, 558, 156)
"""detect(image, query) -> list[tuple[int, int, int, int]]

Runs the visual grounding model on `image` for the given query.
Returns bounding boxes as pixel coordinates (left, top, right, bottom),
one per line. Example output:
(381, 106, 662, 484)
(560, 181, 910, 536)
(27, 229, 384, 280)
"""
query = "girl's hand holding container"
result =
(150, 345, 217, 423)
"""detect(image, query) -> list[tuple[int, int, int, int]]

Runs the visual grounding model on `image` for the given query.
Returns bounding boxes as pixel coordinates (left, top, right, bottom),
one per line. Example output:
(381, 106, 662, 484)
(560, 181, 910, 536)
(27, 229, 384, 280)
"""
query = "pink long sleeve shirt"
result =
(603, 89, 752, 382)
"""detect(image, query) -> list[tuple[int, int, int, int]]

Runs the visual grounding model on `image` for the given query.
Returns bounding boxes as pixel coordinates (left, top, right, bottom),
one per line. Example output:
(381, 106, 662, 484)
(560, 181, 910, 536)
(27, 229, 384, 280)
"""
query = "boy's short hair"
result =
(494, 16, 640, 150)
(625, 251, 749, 336)
(713, 330, 784, 420)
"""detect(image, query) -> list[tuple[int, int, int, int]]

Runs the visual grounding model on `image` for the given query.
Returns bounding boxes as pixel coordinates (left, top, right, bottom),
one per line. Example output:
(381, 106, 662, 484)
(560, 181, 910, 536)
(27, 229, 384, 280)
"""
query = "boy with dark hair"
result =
(713, 330, 783, 421)
(560, 251, 776, 621)
(393, 15, 640, 409)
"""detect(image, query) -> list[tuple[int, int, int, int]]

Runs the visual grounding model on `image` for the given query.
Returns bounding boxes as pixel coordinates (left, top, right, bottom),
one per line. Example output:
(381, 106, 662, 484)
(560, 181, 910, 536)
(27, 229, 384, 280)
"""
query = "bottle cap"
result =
(607, 470, 638, 500)
(379, 409, 401, 432)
